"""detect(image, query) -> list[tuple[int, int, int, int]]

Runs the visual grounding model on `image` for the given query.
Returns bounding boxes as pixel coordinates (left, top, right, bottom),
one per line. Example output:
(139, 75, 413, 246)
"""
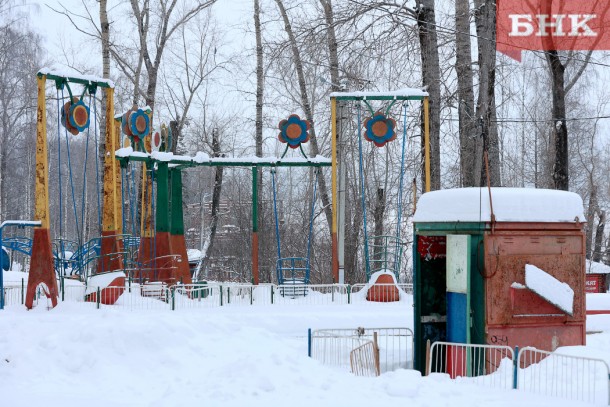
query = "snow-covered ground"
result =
(3, 281, 610, 406)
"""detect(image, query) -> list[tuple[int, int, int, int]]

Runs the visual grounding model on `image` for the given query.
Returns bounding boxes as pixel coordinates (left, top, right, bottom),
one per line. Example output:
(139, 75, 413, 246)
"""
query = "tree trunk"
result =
(415, 0, 441, 191)
(320, 0, 340, 90)
(254, 0, 264, 281)
(275, 0, 333, 230)
(455, 0, 479, 187)
(198, 128, 224, 280)
(169, 120, 180, 154)
(593, 211, 605, 263)
(254, 0, 264, 159)
(546, 51, 568, 190)
(474, 0, 500, 187)
(373, 188, 385, 261)
(99, 0, 110, 189)
(586, 185, 597, 259)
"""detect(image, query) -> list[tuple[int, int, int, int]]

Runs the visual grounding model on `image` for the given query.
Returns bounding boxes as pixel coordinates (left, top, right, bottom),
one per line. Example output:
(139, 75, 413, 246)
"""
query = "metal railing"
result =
(517, 346, 610, 405)
(350, 339, 380, 377)
(310, 327, 413, 374)
(428, 341, 514, 389)
(2, 281, 413, 310)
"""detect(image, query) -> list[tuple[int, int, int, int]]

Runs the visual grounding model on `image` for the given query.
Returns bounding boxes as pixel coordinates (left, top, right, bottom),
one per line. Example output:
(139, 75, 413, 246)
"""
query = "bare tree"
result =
(117, 0, 216, 112)
(415, 0, 441, 190)
(454, 0, 478, 187)
(274, 0, 333, 229)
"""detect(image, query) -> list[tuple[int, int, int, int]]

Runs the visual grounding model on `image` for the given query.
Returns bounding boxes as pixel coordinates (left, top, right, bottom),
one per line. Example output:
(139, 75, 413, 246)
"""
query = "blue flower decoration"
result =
(129, 109, 151, 138)
(363, 112, 397, 147)
(278, 114, 311, 149)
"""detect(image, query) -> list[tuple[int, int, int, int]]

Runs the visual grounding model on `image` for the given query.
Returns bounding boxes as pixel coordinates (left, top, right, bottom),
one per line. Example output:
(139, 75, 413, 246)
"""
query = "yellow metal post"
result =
(112, 112, 122, 235)
(331, 97, 338, 283)
(102, 88, 118, 232)
(35, 75, 50, 230)
(423, 96, 431, 193)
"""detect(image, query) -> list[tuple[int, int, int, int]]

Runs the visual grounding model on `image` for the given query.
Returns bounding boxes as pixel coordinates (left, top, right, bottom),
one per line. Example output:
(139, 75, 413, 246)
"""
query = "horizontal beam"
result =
(117, 155, 332, 169)
(332, 95, 425, 101)
(37, 71, 113, 89)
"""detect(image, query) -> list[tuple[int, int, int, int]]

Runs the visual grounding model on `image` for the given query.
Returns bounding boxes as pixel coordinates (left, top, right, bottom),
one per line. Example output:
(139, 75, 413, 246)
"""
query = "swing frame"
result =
(30, 70, 120, 309)
(270, 165, 319, 288)
(329, 89, 430, 283)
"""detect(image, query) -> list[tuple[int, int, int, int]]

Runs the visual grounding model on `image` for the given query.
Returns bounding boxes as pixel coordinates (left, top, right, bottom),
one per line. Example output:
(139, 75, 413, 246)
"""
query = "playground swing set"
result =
(0, 71, 590, 388)
(0, 69, 432, 310)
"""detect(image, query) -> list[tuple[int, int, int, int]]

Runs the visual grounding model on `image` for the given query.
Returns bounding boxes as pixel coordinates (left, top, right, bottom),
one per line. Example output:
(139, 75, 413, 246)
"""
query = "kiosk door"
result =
(446, 235, 471, 377)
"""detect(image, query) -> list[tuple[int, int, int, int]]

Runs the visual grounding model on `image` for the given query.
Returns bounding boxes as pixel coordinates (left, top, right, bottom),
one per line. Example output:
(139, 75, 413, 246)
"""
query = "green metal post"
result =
(271, 285, 274, 304)
(252, 166, 259, 285)
(347, 285, 351, 304)
(171, 288, 175, 310)
(220, 285, 223, 306)
(96, 287, 101, 309)
(61, 276, 65, 302)
(250, 287, 253, 305)
(155, 162, 170, 233)
(169, 168, 184, 235)
(227, 286, 231, 304)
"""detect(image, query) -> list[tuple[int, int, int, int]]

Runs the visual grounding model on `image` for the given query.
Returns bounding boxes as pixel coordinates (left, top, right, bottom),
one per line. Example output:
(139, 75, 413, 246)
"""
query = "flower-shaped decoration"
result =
(278, 114, 311, 149)
(151, 130, 162, 152)
(121, 105, 151, 146)
(61, 97, 90, 135)
(363, 111, 397, 147)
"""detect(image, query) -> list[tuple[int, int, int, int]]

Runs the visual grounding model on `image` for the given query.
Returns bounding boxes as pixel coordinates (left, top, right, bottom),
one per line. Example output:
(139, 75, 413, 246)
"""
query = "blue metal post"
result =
(0, 220, 42, 310)
(513, 346, 519, 389)
(308, 328, 312, 357)
(0, 225, 3, 309)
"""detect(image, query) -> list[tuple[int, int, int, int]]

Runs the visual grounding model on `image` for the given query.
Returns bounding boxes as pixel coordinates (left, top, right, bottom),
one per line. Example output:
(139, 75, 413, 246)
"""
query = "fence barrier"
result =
(428, 341, 610, 405)
(517, 346, 610, 405)
(1, 280, 413, 310)
(310, 327, 413, 374)
(428, 341, 514, 389)
(350, 335, 380, 377)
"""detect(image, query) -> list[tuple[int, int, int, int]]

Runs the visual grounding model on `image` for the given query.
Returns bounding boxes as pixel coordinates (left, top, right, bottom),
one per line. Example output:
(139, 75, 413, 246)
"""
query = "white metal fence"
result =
(428, 341, 514, 389)
(2, 280, 413, 310)
(517, 346, 610, 405)
(350, 340, 380, 377)
(428, 341, 610, 405)
(309, 327, 413, 374)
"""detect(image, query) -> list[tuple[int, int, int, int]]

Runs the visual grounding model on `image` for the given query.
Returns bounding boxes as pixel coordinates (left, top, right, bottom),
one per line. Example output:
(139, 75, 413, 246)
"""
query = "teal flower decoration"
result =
(278, 114, 311, 149)
(364, 112, 397, 147)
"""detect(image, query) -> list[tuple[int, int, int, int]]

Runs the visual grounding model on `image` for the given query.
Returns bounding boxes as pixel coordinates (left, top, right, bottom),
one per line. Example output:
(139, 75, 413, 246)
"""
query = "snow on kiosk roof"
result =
(413, 187, 585, 223)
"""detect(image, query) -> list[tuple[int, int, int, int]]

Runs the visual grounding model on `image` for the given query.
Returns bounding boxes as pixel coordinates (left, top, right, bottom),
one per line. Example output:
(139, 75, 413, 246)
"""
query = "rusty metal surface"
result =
(170, 233, 193, 285)
(35, 76, 50, 229)
(113, 118, 122, 235)
(486, 325, 584, 352)
(26, 228, 58, 309)
(484, 229, 586, 349)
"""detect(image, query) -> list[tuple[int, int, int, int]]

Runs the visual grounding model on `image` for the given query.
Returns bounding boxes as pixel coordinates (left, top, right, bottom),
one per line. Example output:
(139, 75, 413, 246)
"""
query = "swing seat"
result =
(276, 257, 310, 297)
